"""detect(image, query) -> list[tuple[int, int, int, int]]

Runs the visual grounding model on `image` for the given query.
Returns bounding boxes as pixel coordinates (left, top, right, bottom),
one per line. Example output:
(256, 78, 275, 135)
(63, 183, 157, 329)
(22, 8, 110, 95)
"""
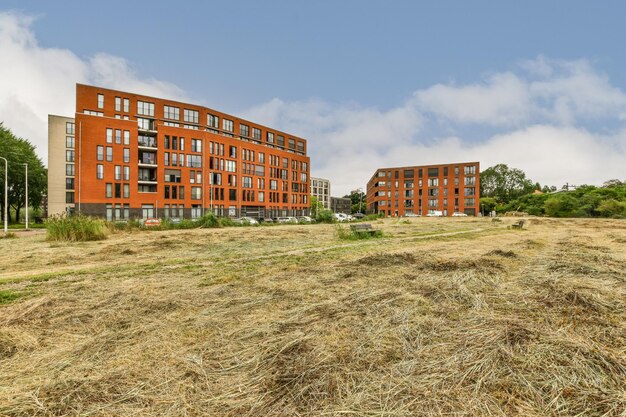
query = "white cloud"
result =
(413, 72, 532, 126)
(0, 11, 186, 164)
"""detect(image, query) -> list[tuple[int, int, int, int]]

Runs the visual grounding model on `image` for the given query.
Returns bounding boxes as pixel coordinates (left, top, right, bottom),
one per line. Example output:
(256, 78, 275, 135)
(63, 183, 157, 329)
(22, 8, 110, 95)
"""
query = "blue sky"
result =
(1, 1, 626, 194)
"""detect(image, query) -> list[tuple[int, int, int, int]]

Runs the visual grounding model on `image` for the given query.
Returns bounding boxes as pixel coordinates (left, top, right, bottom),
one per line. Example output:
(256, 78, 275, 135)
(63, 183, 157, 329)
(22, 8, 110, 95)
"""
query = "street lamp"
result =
(23, 163, 28, 230)
(0, 156, 7, 234)
(358, 187, 363, 215)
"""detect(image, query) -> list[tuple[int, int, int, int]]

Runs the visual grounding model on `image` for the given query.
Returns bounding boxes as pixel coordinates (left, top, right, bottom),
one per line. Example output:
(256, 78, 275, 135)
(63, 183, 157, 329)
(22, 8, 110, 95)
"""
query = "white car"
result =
(276, 216, 298, 223)
(233, 217, 259, 225)
(297, 216, 314, 223)
(405, 213, 419, 217)
(452, 212, 468, 217)
(334, 213, 348, 222)
(426, 211, 443, 217)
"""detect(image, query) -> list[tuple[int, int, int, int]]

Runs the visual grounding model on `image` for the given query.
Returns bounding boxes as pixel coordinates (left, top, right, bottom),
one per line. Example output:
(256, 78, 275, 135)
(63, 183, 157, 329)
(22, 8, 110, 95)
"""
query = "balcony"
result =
(138, 136, 157, 149)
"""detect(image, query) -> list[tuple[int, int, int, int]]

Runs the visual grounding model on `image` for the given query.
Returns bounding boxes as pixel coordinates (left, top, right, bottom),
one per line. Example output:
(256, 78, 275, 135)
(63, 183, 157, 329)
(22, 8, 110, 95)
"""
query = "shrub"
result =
(196, 212, 220, 228)
(336, 225, 383, 240)
(46, 214, 107, 242)
(316, 209, 335, 223)
(0, 232, 16, 239)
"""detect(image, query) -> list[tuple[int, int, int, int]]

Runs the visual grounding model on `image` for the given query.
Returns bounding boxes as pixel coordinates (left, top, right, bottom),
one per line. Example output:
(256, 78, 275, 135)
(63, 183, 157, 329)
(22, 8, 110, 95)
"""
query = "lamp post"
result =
(0, 157, 7, 234)
(358, 187, 363, 215)
(23, 163, 28, 230)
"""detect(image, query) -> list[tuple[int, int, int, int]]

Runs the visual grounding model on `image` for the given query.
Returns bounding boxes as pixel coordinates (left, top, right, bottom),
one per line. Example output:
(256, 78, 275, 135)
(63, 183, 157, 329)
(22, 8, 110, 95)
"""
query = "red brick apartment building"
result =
(48, 84, 310, 220)
(366, 162, 480, 217)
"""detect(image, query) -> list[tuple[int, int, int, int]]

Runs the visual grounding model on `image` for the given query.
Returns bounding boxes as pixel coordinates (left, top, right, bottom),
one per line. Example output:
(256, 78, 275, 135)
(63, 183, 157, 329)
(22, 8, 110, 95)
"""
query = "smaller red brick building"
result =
(366, 162, 480, 217)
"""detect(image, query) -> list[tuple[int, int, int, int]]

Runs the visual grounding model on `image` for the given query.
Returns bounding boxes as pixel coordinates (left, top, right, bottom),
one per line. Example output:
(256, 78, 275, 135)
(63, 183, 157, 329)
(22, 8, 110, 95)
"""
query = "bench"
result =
(511, 220, 525, 229)
(350, 223, 378, 236)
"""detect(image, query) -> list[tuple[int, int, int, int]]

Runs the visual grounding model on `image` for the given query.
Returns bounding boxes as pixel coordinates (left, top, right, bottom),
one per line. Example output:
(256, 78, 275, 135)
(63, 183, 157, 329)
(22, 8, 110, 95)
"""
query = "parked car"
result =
(260, 217, 274, 223)
(233, 216, 259, 225)
(276, 216, 298, 223)
(405, 212, 419, 217)
(297, 216, 314, 223)
(426, 210, 443, 217)
(452, 212, 468, 217)
(353, 213, 365, 219)
(333, 213, 348, 222)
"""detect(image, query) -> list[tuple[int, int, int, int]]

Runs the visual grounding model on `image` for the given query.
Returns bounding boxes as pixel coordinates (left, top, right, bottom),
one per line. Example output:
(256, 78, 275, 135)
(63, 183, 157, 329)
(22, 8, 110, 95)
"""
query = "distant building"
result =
(311, 177, 331, 210)
(47, 84, 311, 220)
(366, 162, 480, 216)
(331, 196, 351, 214)
(48, 115, 76, 216)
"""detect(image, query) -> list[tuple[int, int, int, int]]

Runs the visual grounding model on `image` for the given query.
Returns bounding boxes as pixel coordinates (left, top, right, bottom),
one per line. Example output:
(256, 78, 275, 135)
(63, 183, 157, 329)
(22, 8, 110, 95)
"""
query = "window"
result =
(465, 165, 476, 175)
(115, 129, 122, 144)
(137, 101, 155, 116)
(66, 150, 74, 162)
(428, 178, 439, 187)
(66, 164, 75, 176)
(207, 114, 219, 128)
(240, 124, 250, 137)
(97, 146, 104, 161)
(138, 118, 153, 130)
(65, 178, 74, 190)
(230, 146, 237, 158)
(428, 168, 439, 177)
(123, 98, 130, 112)
(164, 152, 169, 166)
(115, 97, 121, 112)
(114, 165, 121, 180)
(106, 128, 113, 143)
(115, 183, 121, 198)
(465, 198, 476, 206)
(123, 130, 130, 145)
(124, 166, 130, 181)
(106, 183, 112, 198)
(464, 176, 476, 186)
(164, 105, 180, 120)
(124, 203, 130, 218)
(277, 135, 285, 147)
(242, 177, 252, 188)
(288, 138, 295, 149)
(123, 148, 130, 163)
(97, 94, 104, 109)
(267, 132, 274, 143)
(66, 136, 75, 148)
(66, 122, 75, 135)
(191, 139, 202, 152)
(191, 187, 202, 200)
(223, 119, 234, 132)
(66, 192, 75, 203)
(186, 154, 202, 168)
(184, 109, 199, 123)
(106, 146, 113, 162)
(252, 127, 261, 140)
(464, 187, 475, 196)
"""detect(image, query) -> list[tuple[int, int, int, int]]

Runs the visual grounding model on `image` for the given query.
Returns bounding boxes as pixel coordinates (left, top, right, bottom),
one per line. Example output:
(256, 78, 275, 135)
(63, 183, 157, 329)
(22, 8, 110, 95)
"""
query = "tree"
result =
(310, 196, 323, 218)
(480, 164, 535, 204)
(343, 190, 366, 214)
(0, 123, 47, 223)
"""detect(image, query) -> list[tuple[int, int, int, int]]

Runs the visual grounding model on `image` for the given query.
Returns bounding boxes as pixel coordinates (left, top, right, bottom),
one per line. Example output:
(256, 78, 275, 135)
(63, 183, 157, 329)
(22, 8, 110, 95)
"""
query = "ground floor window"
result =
(142, 204, 154, 219)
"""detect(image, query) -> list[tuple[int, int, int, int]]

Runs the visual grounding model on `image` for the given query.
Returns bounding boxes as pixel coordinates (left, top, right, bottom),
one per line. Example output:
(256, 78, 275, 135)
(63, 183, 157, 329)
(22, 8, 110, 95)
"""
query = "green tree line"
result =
(480, 164, 626, 218)
(0, 123, 47, 223)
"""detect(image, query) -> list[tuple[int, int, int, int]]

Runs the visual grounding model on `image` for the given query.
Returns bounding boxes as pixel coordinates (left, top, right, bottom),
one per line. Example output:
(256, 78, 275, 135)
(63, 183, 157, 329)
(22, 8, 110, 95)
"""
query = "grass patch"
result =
(46, 215, 107, 242)
(336, 225, 383, 240)
(0, 289, 28, 304)
(1, 232, 17, 239)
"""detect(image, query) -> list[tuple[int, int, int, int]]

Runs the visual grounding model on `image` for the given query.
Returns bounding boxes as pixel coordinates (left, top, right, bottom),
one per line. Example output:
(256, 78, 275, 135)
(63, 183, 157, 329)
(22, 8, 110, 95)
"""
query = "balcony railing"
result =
(138, 137, 157, 148)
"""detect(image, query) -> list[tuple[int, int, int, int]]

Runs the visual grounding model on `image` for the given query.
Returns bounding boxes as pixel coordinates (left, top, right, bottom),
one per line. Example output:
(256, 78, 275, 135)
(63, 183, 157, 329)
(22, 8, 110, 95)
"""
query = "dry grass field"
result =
(0, 217, 625, 416)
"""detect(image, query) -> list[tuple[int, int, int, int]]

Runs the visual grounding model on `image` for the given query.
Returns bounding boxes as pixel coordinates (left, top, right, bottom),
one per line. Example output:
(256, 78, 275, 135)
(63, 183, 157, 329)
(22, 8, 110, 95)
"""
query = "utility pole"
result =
(23, 163, 28, 229)
(1, 157, 7, 234)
